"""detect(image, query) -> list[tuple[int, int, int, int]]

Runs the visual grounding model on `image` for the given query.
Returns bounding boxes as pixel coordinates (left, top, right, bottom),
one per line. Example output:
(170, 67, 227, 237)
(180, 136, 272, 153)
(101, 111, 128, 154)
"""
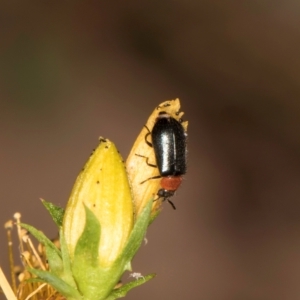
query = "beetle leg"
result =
(140, 175, 161, 184)
(153, 195, 177, 210)
(143, 125, 153, 147)
(135, 154, 157, 168)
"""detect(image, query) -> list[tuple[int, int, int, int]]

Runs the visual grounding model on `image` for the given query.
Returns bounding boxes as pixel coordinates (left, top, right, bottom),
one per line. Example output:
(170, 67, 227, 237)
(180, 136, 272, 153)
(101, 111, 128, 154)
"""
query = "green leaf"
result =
(28, 268, 83, 300)
(41, 199, 65, 227)
(105, 273, 156, 300)
(20, 223, 63, 275)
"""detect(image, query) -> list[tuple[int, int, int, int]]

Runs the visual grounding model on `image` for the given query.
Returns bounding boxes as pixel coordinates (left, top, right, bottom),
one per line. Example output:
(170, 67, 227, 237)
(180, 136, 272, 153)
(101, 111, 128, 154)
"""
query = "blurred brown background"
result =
(1, 1, 300, 299)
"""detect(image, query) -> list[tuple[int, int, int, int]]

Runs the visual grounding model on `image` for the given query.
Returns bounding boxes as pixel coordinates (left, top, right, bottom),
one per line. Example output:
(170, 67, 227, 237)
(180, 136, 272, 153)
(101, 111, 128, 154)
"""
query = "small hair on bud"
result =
(98, 136, 107, 142)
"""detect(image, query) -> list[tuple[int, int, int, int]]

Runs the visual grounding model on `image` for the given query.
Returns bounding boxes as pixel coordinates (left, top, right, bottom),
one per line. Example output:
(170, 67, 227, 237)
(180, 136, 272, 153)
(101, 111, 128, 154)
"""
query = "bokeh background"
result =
(2, 1, 300, 299)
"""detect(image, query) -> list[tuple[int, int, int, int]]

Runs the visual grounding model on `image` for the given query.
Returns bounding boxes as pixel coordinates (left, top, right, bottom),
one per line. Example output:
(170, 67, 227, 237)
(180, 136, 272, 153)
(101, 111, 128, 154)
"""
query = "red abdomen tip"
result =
(160, 176, 182, 191)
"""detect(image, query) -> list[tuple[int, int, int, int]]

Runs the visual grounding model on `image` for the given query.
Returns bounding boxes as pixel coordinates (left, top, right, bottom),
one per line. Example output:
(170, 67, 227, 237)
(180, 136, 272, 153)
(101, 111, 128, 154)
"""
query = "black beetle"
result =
(137, 111, 187, 209)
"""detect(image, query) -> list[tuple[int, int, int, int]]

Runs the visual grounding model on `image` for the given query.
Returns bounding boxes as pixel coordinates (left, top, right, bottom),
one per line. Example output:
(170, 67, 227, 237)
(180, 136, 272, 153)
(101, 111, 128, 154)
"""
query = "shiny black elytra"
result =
(151, 112, 187, 176)
(137, 111, 187, 209)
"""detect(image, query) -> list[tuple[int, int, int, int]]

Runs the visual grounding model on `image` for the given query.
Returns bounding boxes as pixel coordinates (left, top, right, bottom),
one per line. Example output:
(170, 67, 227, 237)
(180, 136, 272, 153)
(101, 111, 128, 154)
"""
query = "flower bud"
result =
(63, 138, 134, 268)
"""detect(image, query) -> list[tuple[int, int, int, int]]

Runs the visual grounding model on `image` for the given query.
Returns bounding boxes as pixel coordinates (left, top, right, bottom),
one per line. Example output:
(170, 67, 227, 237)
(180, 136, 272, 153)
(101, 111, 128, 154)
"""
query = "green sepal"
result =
(72, 204, 106, 300)
(41, 199, 65, 227)
(116, 199, 153, 265)
(20, 223, 63, 275)
(105, 273, 156, 300)
(71, 200, 152, 300)
(104, 200, 153, 298)
(124, 261, 132, 272)
(59, 227, 78, 289)
(28, 268, 83, 300)
(72, 204, 131, 300)
(149, 208, 161, 226)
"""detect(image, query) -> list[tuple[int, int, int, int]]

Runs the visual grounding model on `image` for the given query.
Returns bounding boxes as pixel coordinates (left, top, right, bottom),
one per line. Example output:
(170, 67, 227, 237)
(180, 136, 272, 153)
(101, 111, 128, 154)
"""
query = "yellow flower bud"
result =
(63, 138, 133, 268)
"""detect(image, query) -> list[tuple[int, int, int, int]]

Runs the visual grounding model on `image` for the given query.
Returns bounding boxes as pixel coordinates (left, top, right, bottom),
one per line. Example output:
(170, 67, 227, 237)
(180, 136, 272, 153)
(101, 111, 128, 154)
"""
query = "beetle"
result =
(137, 111, 187, 209)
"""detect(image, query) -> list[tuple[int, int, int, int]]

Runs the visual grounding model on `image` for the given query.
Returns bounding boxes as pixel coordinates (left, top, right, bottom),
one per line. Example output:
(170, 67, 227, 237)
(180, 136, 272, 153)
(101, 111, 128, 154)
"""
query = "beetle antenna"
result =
(167, 199, 176, 210)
